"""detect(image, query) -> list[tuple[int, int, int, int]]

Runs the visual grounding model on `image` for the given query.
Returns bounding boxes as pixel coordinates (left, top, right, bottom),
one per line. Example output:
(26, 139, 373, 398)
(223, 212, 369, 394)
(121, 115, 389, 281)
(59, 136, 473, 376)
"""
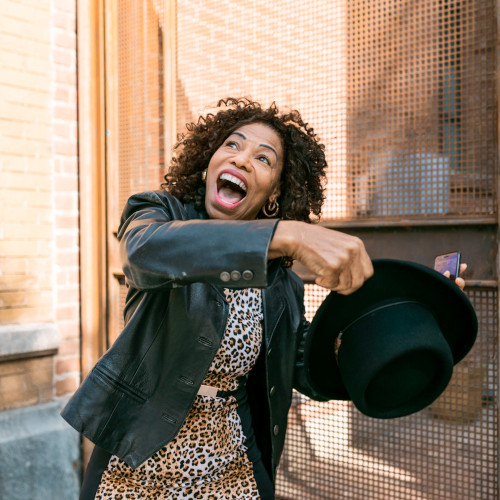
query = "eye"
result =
(225, 140, 238, 150)
(257, 154, 270, 166)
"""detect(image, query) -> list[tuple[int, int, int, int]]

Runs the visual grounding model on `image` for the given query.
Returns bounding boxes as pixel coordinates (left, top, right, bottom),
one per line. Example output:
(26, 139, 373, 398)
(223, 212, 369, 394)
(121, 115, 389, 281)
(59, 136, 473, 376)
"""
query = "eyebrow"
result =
(231, 131, 278, 159)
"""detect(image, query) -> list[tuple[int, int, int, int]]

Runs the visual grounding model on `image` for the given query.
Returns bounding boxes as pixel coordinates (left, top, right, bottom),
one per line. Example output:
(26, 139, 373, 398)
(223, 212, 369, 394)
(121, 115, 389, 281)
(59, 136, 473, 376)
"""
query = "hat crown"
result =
(338, 300, 453, 418)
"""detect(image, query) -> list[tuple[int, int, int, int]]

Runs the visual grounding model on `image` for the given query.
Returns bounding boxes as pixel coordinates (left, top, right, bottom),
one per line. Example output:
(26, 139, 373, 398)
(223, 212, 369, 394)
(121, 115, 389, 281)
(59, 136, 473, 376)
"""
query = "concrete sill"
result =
(0, 323, 60, 361)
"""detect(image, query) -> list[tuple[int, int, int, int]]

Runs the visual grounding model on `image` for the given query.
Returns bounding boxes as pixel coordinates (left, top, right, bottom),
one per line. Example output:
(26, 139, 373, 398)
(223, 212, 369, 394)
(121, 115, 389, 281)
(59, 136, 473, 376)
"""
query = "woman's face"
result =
(204, 122, 284, 220)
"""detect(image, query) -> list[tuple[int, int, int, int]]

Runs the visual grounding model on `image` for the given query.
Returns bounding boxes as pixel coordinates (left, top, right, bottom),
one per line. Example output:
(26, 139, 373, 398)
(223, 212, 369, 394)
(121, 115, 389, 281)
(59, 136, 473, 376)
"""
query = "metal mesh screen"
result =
(112, 0, 167, 345)
(346, 0, 496, 220)
(175, 0, 496, 222)
(275, 285, 498, 499)
(117, 0, 165, 212)
(175, 0, 350, 218)
(109, 0, 498, 498)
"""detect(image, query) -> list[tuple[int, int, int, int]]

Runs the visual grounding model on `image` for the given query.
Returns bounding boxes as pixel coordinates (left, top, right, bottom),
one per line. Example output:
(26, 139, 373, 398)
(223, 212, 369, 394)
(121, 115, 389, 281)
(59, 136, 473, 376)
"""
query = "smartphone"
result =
(434, 251, 461, 280)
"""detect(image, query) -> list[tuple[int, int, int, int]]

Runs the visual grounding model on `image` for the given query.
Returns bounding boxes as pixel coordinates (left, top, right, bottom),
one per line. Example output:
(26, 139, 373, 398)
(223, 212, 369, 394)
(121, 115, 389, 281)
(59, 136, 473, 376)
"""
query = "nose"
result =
(232, 150, 252, 171)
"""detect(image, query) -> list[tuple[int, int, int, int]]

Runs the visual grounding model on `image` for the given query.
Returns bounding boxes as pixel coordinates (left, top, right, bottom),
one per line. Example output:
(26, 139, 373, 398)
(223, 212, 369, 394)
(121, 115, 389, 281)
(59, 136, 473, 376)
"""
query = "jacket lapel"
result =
(262, 262, 285, 347)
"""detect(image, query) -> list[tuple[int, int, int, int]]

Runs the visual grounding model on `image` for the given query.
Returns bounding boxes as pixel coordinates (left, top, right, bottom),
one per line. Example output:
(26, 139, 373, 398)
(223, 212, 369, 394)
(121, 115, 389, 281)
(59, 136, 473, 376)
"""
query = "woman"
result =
(62, 98, 450, 499)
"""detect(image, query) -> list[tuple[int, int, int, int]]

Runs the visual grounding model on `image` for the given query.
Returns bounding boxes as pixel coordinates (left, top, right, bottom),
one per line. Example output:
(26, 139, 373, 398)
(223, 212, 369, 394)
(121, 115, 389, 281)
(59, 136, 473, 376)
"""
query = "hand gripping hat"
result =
(304, 259, 478, 419)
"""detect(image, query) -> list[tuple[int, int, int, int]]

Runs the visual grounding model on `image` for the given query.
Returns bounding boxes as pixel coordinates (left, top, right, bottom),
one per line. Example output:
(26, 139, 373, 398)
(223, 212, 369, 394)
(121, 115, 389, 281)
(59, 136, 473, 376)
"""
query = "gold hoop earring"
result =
(201, 169, 207, 183)
(262, 200, 279, 218)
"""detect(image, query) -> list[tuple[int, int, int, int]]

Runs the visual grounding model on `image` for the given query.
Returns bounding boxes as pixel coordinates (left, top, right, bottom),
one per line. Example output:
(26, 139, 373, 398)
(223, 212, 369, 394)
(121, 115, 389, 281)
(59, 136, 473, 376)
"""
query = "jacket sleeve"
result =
(118, 190, 280, 290)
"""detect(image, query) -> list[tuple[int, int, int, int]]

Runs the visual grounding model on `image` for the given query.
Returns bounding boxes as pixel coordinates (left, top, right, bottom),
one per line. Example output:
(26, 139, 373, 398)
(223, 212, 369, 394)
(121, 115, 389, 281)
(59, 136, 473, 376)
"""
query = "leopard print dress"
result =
(95, 287, 264, 499)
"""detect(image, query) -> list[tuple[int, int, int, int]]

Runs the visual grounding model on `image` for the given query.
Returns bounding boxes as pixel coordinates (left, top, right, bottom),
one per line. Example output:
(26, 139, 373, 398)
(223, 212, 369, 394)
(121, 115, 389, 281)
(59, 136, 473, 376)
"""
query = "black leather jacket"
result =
(61, 190, 326, 479)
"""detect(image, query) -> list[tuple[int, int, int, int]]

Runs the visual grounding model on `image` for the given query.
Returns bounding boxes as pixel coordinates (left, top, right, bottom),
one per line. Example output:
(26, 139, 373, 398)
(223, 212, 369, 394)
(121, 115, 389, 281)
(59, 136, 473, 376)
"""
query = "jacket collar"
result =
(262, 275, 285, 347)
(184, 200, 208, 220)
(262, 259, 286, 346)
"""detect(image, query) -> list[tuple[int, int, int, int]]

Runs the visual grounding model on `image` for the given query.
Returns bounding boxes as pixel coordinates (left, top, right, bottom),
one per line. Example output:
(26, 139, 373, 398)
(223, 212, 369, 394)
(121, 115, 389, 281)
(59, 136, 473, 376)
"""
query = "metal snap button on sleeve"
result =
(220, 271, 231, 282)
(242, 270, 254, 280)
(230, 270, 241, 281)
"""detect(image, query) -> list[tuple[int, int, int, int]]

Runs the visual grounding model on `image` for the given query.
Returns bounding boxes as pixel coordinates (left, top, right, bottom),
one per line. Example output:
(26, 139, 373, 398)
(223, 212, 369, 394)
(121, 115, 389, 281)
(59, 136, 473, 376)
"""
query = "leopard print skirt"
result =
(93, 288, 267, 499)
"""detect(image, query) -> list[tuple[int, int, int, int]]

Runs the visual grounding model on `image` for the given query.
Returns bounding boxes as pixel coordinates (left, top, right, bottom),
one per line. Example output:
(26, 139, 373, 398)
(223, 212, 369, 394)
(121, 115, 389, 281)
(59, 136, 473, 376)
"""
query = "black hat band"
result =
(334, 299, 421, 360)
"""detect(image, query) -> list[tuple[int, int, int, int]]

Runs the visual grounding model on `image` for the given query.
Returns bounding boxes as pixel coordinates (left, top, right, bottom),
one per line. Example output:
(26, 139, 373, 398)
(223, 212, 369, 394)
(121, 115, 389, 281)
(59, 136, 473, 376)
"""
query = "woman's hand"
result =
(443, 263, 467, 291)
(269, 220, 373, 295)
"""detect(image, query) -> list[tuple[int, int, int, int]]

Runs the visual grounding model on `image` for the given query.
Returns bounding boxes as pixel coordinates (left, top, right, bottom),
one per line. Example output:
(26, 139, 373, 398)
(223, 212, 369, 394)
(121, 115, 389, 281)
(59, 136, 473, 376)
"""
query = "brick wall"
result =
(51, 0, 80, 398)
(0, 1, 54, 326)
(0, 0, 79, 410)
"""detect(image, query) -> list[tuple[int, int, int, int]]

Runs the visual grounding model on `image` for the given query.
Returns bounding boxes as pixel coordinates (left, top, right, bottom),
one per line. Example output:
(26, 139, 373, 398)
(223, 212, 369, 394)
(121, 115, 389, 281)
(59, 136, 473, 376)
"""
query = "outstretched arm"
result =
(119, 191, 279, 290)
(269, 220, 374, 295)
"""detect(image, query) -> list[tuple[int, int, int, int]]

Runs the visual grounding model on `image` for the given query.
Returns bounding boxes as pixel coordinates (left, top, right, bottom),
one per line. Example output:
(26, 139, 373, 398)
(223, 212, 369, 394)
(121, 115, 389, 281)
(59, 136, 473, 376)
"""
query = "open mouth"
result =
(216, 172, 248, 207)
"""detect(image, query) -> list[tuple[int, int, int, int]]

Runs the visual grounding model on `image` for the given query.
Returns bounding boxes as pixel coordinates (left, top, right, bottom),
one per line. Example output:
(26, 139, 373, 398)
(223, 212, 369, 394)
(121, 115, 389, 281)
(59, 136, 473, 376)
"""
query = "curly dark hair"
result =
(162, 97, 327, 223)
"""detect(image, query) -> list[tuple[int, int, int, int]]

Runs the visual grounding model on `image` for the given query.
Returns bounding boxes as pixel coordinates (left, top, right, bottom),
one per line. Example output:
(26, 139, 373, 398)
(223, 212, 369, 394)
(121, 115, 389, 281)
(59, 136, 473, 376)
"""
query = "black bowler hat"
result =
(304, 259, 478, 419)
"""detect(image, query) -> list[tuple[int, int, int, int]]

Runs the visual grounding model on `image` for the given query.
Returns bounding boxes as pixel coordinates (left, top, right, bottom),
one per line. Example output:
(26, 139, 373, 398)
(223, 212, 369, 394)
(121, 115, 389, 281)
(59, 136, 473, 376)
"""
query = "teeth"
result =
(219, 173, 247, 193)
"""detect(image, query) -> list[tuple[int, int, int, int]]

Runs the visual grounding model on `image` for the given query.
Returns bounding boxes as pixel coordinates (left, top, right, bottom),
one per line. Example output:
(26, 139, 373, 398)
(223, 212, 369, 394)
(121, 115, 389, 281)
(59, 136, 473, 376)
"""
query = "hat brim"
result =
(304, 259, 478, 401)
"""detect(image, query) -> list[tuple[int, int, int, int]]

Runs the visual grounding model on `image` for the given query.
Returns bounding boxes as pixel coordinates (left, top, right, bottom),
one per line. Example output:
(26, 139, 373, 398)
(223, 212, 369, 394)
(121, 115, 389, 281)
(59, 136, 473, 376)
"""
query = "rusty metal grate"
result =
(175, 0, 351, 218)
(175, 0, 496, 223)
(346, 0, 496, 220)
(117, 0, 165, 213)
(275, 284, 498, 499)
(111, 0, 167, 347)
(107, 0, 498, 498)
